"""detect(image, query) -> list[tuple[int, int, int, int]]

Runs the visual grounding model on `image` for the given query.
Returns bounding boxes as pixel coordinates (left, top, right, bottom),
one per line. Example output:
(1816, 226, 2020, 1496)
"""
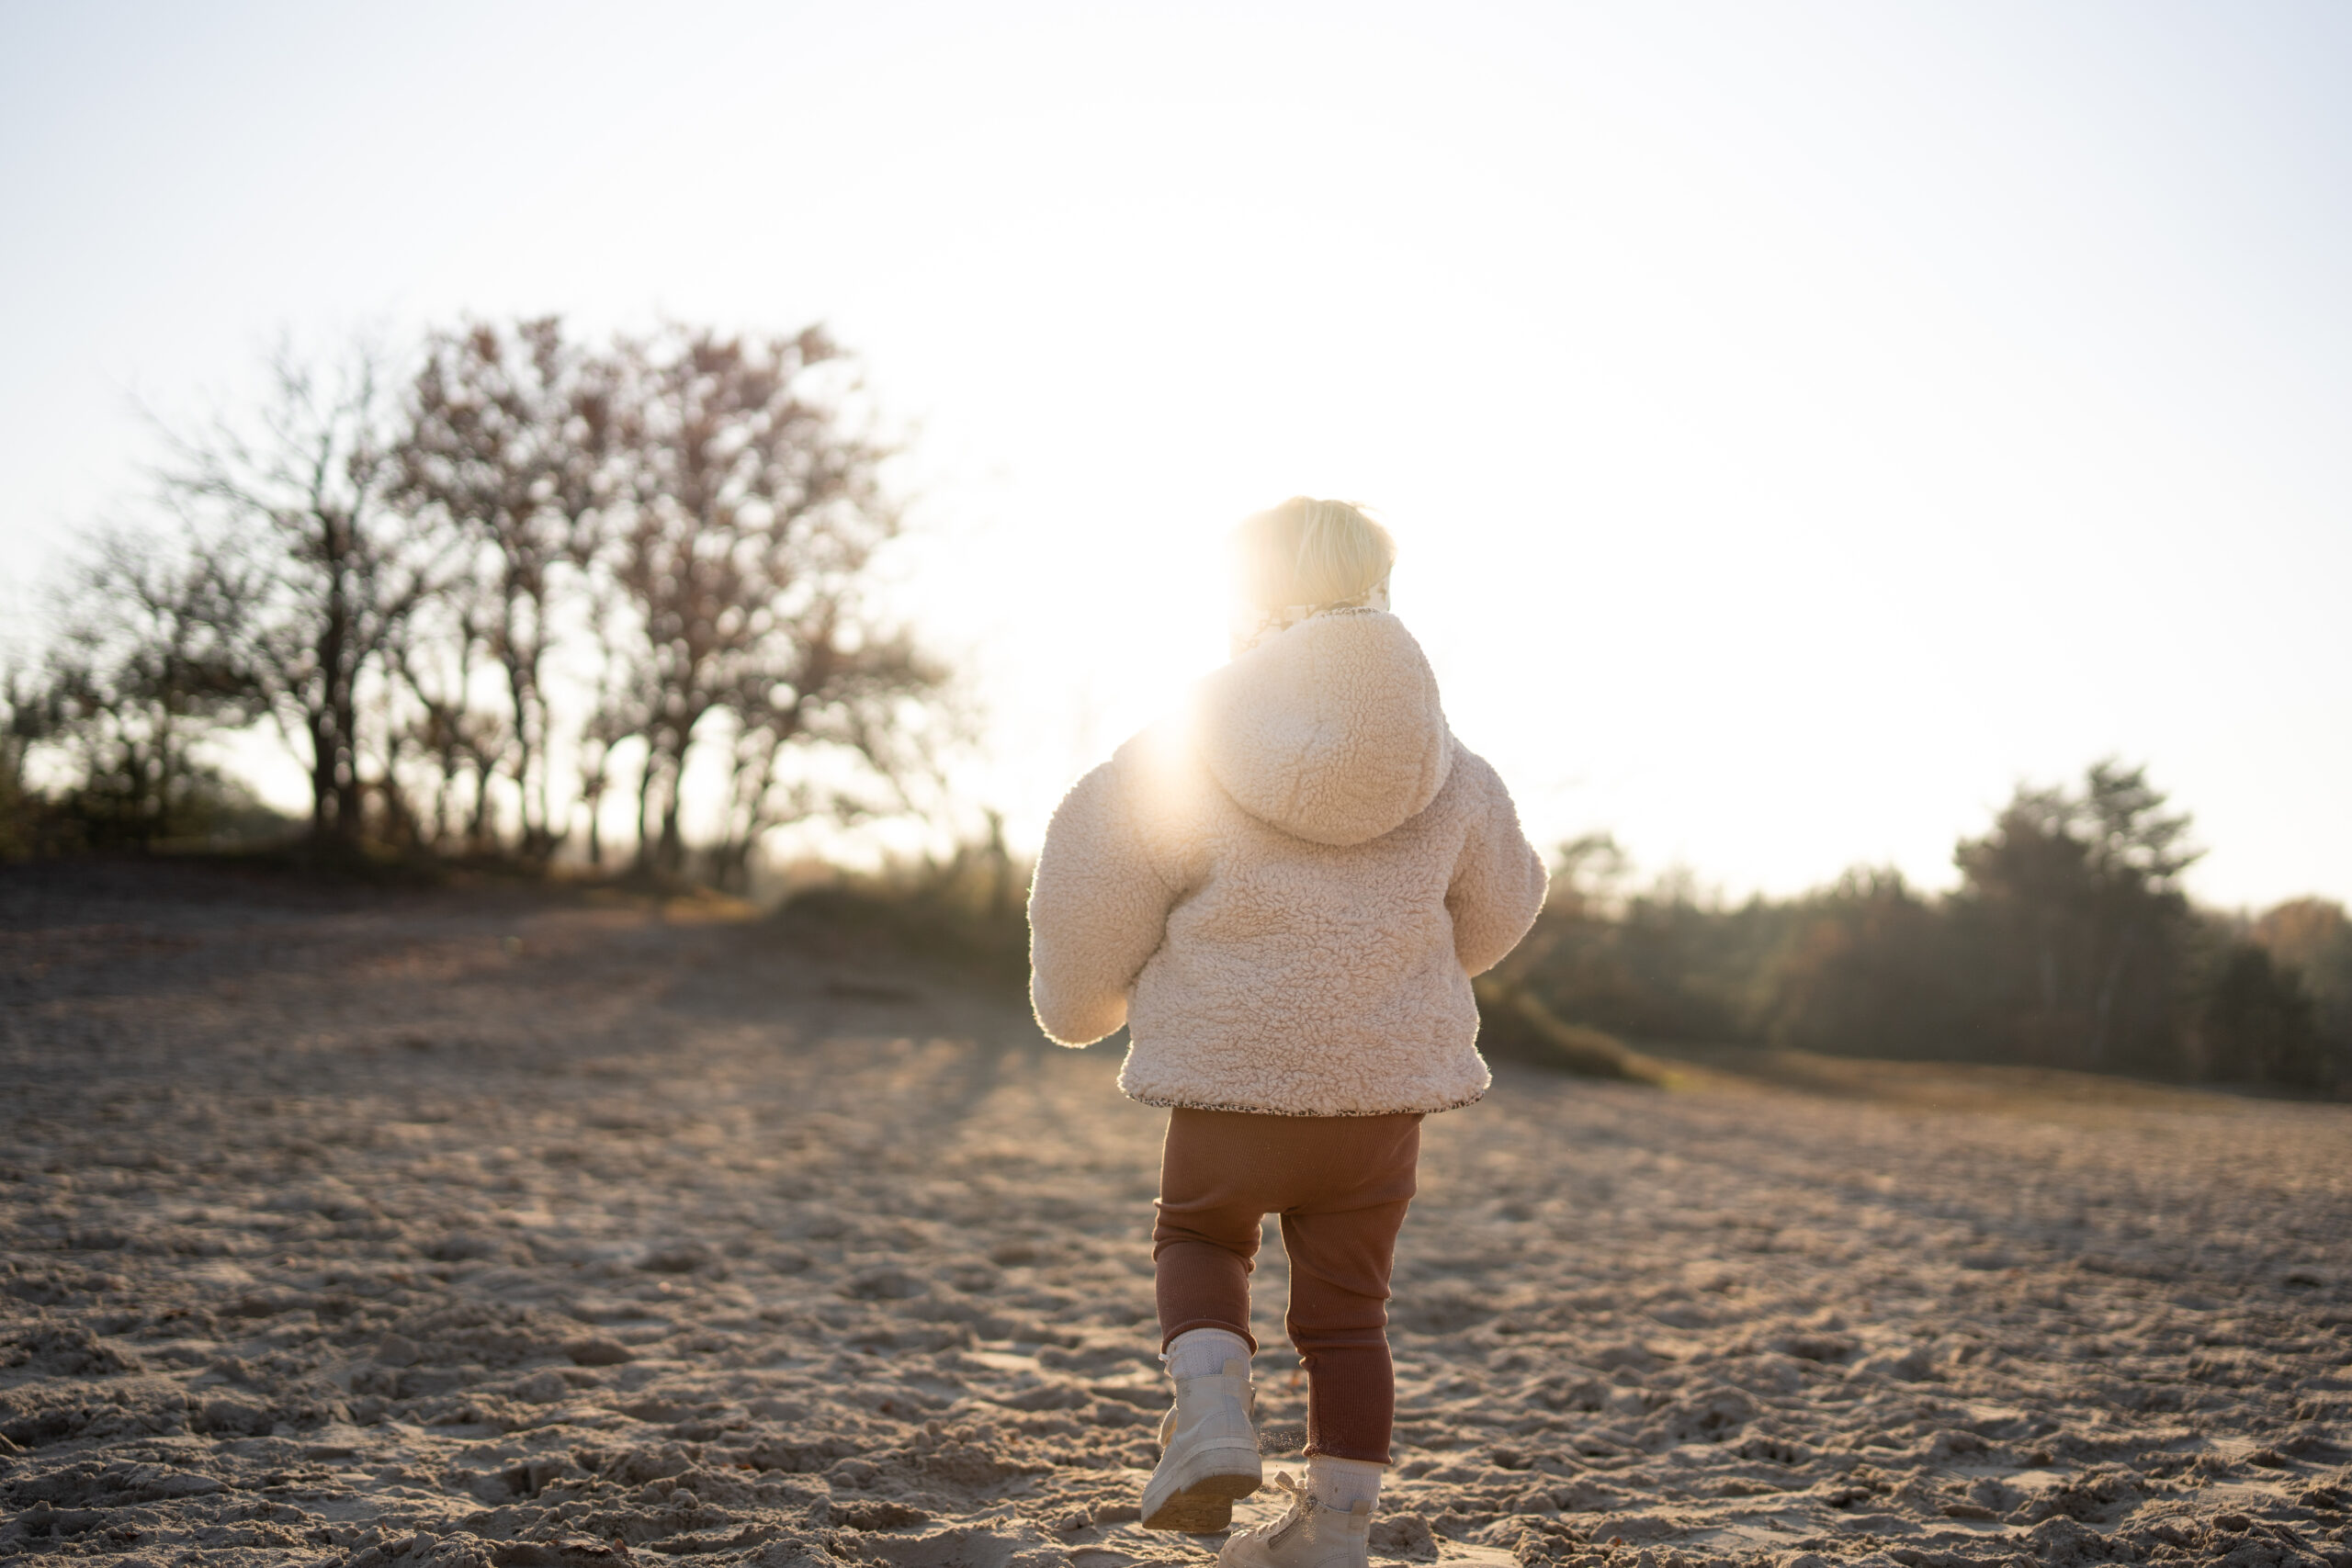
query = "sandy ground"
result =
(3, 864, 2349, 1568)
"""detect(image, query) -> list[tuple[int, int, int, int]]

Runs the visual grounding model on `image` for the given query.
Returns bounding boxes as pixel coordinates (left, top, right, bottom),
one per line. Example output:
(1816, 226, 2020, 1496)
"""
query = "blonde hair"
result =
(1229, 497, 1397, 611)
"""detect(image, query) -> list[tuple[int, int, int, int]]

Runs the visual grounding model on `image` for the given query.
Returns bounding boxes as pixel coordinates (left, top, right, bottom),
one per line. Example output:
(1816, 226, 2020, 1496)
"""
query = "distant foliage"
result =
(2251, 898, 2352, 1043)
(2244, 897, 2352, 1084)
(1763, 869, 1968, 1060)
(1483, 832, 1800, 1045)
(2194, 942, 2329, 1089)
(1504, 763, 2343, 1094)
(1949, 761, 2198, 1073)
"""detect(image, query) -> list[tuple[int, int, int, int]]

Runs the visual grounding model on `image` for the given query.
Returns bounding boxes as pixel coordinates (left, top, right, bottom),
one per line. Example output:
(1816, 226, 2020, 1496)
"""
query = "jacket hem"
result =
(1120, 1087, 1488, 1118)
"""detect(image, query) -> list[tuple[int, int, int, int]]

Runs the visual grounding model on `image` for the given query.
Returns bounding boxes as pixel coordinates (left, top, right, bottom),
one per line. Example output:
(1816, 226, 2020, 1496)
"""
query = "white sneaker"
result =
(1140, 1355, 1262, 1531)
(1217, 1472, 1373, 1568)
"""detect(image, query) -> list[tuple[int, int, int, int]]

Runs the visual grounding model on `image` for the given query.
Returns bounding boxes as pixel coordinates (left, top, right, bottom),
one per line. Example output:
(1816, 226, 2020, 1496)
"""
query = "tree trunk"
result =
(314, 545, 365, 849)
(985, 809, 1013, 922)
(2088, 927, 2136, 1069)
(501, 592, 549, 857)
(658, 782, 685, 874)
(309, 709, 339, 846)
(527, 681, 560, 861)
(584, 777, 605, 868)
(468, 758, 494, 850)
(633, 750, 656, 873)
(153, 710, 179, 846)
(333, 691, 365, 843)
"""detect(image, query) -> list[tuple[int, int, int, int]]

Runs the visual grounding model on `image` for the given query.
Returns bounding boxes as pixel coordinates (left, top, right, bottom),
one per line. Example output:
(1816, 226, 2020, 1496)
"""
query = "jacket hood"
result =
(1188, 609, 1453, 847)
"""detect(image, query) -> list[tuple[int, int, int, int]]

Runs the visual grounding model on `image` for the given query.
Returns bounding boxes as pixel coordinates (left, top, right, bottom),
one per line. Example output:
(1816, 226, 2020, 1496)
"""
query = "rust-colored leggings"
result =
(1152, 1107, 1422, 1465)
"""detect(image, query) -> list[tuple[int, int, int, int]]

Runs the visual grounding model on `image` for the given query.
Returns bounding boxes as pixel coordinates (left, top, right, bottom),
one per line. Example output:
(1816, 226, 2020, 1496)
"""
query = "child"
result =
(1027, 498, 1548, 1568)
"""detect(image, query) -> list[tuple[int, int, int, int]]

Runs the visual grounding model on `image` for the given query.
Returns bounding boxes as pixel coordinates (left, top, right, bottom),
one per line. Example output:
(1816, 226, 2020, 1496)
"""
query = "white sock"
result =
(1163, 1326, 1250, 1380)
(1306, 1454, 1383, 1513)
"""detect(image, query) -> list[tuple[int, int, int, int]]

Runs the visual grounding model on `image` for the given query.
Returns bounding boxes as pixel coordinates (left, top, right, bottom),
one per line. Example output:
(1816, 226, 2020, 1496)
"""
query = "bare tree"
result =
(379, 589, 506, 852)
(601, 325, 930, 875)
(165, 344, 440, 849)
(41, 527, 260, 846)
(397, 319, 615, 858)
(569, 561, 645, 870)
(708, 619, 949, 890)
(25, 321, 944, 878)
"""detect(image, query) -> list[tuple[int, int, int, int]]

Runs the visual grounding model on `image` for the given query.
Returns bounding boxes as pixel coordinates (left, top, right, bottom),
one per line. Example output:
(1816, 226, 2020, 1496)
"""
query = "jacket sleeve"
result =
(1027, 750, 1181, 1046)
(1445, 750, 1549, 976)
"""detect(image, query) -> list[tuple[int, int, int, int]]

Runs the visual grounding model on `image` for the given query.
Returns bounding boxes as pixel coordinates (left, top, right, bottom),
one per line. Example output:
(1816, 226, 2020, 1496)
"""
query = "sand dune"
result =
(3, 866, 2348, 1568)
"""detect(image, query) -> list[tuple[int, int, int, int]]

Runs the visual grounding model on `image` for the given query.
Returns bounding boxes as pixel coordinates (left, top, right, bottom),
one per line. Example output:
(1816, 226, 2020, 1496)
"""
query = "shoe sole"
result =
(1140, 1467, 1261, 1533)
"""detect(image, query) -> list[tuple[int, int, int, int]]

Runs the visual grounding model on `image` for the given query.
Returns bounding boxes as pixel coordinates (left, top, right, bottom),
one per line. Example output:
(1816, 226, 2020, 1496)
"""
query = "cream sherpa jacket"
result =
(1027, 610, 1547, 1116)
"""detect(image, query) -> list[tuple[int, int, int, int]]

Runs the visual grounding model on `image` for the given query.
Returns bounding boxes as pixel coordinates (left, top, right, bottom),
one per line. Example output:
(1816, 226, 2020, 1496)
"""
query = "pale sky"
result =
(4, 1, 2347, 909)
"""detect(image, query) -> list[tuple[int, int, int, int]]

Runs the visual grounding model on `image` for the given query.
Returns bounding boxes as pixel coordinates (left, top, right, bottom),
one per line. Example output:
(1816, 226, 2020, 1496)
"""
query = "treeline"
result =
(0, 321, 948, 886)
(4, 330, 2344, 1095)
(1484, 761, 2352, 1093)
